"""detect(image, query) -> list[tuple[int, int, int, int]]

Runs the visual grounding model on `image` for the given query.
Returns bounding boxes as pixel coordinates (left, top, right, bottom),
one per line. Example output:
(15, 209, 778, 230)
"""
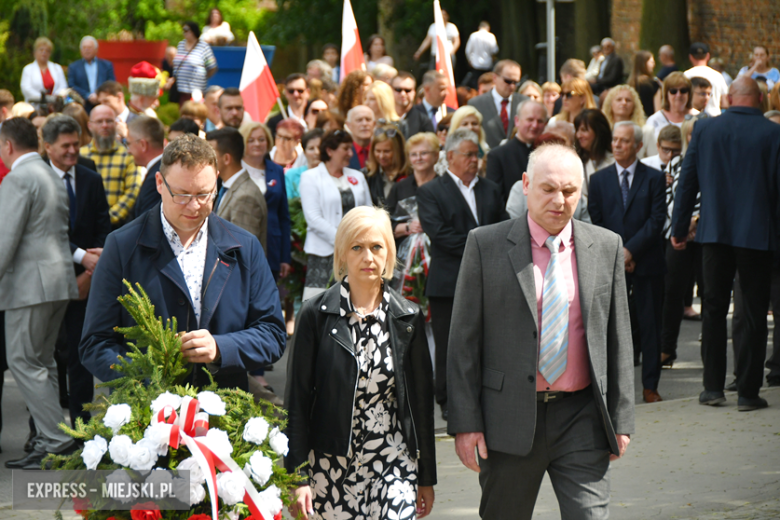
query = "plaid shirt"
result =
(81, 140, 141, 226)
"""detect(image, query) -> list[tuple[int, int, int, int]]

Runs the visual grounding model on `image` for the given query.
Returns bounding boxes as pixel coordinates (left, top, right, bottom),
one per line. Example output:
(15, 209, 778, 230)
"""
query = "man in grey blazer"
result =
(467, 59, 527, 149)
(207, 128, 268, 250)
(448, 144, 635, 519)
(0, 118, 78, 468)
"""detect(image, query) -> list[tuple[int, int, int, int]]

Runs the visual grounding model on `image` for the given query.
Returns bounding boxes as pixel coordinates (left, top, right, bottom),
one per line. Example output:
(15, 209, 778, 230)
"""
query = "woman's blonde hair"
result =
(661, 72, 693, 111)
(34, 37, 53, 53)
(366, 81, 399, 121)
(601, 84, 647, 128)
(238, 122, 274, 153)
(406, 132, 440, 154)
(333, 206, 396, 282)
(448, 105, 489, 152)
(541, 81, 561, 95)
(556, 78, 596, 122)
(680, 117, 697, 156)
(180, 101, 209, 126)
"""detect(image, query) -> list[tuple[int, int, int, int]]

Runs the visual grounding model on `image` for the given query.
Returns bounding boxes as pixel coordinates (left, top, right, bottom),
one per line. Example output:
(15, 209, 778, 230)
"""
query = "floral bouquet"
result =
(50, 281, 304, 520)
(392, 197, 430, 319)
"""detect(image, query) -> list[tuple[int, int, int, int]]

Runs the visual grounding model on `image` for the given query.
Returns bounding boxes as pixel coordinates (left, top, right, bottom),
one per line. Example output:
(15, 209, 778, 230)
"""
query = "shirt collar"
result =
(11, 152, 40, 171)
(118, 106, 130, 123)
(160, 204, 209, 252)
(491, 87, 511, 106)
(222, 168, 245, 189)
(354, 142, 370, 155)
(422, 98, 436, 114)
(146, 153, 163, 172)
(50, 162, 75, 179)
(447, 170, 479, 190)
(242, 159, 265, 176)
(528, 212, 573, 250)
(616, 159, 638, 177)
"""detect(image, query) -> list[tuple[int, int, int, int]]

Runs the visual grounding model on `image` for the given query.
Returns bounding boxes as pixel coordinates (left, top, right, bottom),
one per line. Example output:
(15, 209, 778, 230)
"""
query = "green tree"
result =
(639, 0, 690, 72)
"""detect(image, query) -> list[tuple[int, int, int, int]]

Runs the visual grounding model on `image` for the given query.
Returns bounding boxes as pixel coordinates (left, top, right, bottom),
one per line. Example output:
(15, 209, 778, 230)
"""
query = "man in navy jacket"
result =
(68, 36, 116, 113)
(80, 135, 286, 390)
(589, 121, 666, 403)
(672, 77, 780, 410)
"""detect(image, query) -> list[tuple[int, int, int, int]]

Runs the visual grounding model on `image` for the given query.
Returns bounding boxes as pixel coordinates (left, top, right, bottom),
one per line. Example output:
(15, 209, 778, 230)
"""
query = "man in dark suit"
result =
(418, 128, 508, 420)
(392, 72, 434, 139)
(468, 60, 527, 149)
(672, 77, 780, 411)
(80, 135, 286, 391)
(486, 99, 547, 202)
(590, 38, 624, 95)
(68, 36, 116, 113)
(42, 115, 111, 426)
(346, 105, 376, 171)
(589, 121, 667, 403)
(127, 116, 165, 219)
(407, 71, 455, 141)
(448, 144, 635, 520)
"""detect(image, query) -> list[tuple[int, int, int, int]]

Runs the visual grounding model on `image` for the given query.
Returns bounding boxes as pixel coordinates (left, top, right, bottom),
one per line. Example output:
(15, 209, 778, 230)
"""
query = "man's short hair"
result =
(691, 76, 712, 89)
(346, 105, 373, 123)
(160, 134, 217, 176)
(204, 85, 224, 97)
(493, 59, 521, 76)
(80, 36, 98, 51)
(0, 117, 39, 151)
(479, 21, 490, 30)
(422, 70, 445, 86)
(128, 116, 165, 149)
(614, 121, 643, 146)
(516, 99, 547, 119)
(96, 80, 124, 97)
(478, 72, 495, 86)
(285, 73, 308, 87)
(42, 114, 82, 144)
(219, 87, 242, 107)
(322, 43, 339, 53)
(657, 124, 682, 145)
(206, 127, 244, 162)
(169, 118, 201, 136)
(445, 128, 479, 153)
(0, 89, 14, 110)
(392, 71, 416, 85)
(601, 37, 615, 47)
(559, 59, 587, 79)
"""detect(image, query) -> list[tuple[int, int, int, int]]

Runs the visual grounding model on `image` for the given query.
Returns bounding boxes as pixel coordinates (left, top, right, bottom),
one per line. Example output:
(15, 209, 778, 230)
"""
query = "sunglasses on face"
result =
(182, 27, 191, 33)
(668, 88, 690, 95)
(394, 87, 414, 94)
(375, 119, 400, 138)
(501, 76, 519, 85)
(287, 88, 306, 95)
(562, 91, 580, 99)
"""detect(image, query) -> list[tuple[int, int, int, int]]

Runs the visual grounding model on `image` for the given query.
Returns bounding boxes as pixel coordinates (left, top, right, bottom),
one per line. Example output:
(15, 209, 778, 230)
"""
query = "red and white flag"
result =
(433, 0, 458, 109)
(240, 31, 280, 122)
(340, 0, 366, 82)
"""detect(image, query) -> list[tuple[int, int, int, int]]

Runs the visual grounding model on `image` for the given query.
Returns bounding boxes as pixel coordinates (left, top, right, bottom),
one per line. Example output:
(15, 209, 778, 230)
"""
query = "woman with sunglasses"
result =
(304, 99, 329, 130)
(364, 122, 409, 207)
(271, 119, 307, 171)
(552, 78, 597, 124)
(646, 72, 698, 144)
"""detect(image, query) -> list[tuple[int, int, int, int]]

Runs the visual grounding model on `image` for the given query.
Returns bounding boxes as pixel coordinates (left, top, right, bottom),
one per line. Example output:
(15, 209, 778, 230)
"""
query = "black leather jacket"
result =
(284, 283, 437, 486)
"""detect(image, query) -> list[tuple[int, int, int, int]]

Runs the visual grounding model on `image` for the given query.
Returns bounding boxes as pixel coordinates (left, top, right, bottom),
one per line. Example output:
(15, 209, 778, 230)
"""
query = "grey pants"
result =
(478, 391, 612, 520)
(5, 301, 73, 453)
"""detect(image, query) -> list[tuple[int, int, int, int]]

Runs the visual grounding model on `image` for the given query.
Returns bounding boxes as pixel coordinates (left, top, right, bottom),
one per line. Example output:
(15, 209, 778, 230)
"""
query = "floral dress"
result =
(308, 279, 419, 520)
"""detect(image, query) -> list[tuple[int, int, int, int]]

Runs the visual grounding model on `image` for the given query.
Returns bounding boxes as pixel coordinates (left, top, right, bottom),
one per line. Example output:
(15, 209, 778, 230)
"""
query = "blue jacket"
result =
(68, 58, 116, 109)
(263, 158, 292, 274)
(672, 107, 780, 250)
(79, 204, 286, 388)
(588, 161, 666, 277)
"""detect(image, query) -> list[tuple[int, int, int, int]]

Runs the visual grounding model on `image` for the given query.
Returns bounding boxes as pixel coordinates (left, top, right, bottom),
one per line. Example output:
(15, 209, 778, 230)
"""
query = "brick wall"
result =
(611, 0, 780, 76)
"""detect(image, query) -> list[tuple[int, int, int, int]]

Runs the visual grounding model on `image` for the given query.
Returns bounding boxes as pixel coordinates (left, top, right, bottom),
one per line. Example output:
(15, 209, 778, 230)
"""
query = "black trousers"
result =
(62, 300, 93, 427)
(662, 241, 703, 358)
(429, 296, 454, 405)
(701, 244, 772, 398)
(626, 273, 664, 391)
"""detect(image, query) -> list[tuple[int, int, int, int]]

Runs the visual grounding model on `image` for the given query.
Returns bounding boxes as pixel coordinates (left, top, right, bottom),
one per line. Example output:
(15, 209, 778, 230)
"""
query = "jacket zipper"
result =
(404, 377, 421, 460)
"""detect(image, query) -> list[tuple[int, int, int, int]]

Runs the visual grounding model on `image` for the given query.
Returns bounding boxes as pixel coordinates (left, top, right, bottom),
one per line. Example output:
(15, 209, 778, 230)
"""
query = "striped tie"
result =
(538, 235, 569, 384)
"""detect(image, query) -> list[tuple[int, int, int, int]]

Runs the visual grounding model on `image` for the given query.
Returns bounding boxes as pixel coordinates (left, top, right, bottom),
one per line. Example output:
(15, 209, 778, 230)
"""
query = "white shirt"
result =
(616, 160, 638, 189)
(146, 154, 163, 173)
(427, 22, 459, 57)
(491, 88, 513, 119)
(160, 205, 209, 326)
(222, 168, 245, 189)
(11, 151, 40, 171)
(465, 29, 498, 70)
(684, 65, 729, 117)
(117, 106, 130, 124)
(139, 154, 163, 182)
(640, 154, 664, 172)
(422, 98, 446, 125)
(242, 159, 267, 194)
(51, 163, 86, 265)
(447, 170, 479, 224)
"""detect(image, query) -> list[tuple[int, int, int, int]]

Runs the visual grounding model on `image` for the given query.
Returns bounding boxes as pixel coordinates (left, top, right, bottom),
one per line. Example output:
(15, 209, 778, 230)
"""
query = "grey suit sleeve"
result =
(0, 174, 32, 275)
(447, 230, 485, 434)
(606, 233, 635, 436)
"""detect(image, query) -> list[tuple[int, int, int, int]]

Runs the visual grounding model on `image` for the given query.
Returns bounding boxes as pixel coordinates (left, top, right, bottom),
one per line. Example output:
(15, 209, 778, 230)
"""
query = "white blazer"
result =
(299, 162, 372, 256)
(21, 61, 68, 102)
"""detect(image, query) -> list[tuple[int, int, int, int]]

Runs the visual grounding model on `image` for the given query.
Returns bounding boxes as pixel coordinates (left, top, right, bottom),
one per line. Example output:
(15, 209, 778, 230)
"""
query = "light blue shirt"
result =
(84, 59, 98, 94)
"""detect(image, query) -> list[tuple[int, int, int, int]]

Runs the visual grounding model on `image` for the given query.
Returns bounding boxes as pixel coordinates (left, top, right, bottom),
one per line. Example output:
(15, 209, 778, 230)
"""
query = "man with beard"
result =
(80, 104, 141, 228)
(218, 87, 246, 129)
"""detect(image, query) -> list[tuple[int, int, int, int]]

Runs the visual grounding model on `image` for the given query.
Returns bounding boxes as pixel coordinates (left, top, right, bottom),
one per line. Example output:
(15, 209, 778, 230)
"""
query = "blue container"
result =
(207, 45, 276, 89)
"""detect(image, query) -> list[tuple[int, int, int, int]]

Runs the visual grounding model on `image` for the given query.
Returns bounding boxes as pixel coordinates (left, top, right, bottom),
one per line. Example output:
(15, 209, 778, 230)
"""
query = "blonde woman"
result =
(21, 37, 67, 103)
(552, 78, 597, 123)
(365, 81, 400, 122)
(541, 81, 561, 117)
(602, 84, 647, 128)
(364, 122, 409, 207)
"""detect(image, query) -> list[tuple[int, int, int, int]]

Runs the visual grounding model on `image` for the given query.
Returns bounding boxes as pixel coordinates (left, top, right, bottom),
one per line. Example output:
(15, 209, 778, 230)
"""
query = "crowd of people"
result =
(1, 11, 780, 519)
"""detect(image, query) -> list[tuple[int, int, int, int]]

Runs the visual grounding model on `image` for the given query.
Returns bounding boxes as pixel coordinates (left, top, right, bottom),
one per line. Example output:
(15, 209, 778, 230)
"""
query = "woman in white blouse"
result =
(299, 130, 372, 301)
(20, 37, 67, 104)
(200, 8, 235, 46)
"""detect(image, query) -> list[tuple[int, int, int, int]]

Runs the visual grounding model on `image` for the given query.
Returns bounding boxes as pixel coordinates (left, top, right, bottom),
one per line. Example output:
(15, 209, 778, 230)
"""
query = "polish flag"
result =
(340, 0, 366, 82)
(433, 0, 458, 109)
(240, 31, 280, 123)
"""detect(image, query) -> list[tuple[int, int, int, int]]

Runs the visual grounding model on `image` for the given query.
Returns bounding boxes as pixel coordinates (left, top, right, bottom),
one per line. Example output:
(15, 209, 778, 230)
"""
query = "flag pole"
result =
(276, 98, 288, 119)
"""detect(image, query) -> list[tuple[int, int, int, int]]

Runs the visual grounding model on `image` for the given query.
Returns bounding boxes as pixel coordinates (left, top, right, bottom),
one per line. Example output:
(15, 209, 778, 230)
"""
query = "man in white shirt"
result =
(413, 9, 460, 68)
(464, 22, 498, 89)
(684, 42, 729, 117)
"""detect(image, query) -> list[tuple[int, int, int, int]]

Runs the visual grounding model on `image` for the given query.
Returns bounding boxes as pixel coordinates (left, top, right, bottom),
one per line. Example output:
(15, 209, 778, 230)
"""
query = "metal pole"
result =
(547, 0, 555, 83)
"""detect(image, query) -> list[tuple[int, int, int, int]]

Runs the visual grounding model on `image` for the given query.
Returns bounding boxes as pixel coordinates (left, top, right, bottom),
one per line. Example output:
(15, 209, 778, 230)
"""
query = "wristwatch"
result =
(406, 222, 410, 233)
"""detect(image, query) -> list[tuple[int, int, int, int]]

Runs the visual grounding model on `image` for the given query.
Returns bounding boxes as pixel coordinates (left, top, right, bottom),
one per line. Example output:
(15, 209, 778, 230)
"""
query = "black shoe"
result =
(264, 364, 274, 372)
(6, 450, 47, 469)
(738, 396, 768, 412)
(725, 380, 738, 392)
(23, 430, 37, 453)
(768, 379, 780, 388)
(699, 390, 726, 406)
(440, 403, 448, 421)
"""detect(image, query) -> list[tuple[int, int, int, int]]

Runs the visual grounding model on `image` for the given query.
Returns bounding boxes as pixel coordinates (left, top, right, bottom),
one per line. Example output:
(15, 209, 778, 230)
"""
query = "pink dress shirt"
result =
(528, 214, 592, 392)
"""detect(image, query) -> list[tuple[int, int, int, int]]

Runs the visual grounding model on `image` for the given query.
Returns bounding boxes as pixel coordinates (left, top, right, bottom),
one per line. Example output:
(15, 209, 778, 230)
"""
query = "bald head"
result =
(728, 77, 762, 108)
(659, 45, 675, 65)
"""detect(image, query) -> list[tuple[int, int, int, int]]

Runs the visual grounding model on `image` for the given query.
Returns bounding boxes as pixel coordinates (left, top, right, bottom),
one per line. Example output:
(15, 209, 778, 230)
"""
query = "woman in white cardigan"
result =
(20, 37, 68, 104)
(300, 130, 372, 301)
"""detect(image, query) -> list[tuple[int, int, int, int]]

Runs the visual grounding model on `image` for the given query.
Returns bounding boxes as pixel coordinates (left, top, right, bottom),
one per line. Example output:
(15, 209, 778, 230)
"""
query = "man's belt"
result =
(536, 386, 591, 403)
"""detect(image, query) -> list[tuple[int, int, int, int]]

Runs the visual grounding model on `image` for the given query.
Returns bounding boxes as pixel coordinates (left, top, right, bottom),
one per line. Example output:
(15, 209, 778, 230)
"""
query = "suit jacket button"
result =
(332, 329, 337, 334)
(528, 375, 535, 383)
(407, 326, 412, 332)
(533, 330, 538, 338)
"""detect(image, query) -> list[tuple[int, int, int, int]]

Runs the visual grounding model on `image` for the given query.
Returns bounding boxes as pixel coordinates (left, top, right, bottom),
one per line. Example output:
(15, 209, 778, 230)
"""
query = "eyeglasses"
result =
(394, 87, 414, 94)
(309, 108, 323, 115)
(660, 146, 682, 155)
(455, 151, 479, 159)
(287, 88, 306, 95)
(374, 126, 398, 138)
(90, 118, 115, 126)
(668, 88, 690, 95)
(276, 134, 296, 142)
(562, 91, 579, 99)
(160, 174, 217, 205)
(409, 151, 434, 159)
(501, 76, 519, 86)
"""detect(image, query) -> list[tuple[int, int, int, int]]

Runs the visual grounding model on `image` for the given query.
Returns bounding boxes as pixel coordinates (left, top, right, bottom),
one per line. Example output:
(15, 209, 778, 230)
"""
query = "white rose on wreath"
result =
(143, 422, 173, 457)
(197, 391, 226, 415)
(128, 440, 159, 472)
(188, 482, 206, 506)
(244, 451, 274, 486)
(216, 471, 245, 505)
(108, 435, 134, 467)
(242, 417, 270, 444)
(103, 404, 132, 434)
(268, 427, 289, 456)
(81, 435, 107, 470)
(178, 457, 206, 483)
(257, 484, 284, 516)
(150, 391, 183, 414)
(205, 428, 233, 456)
